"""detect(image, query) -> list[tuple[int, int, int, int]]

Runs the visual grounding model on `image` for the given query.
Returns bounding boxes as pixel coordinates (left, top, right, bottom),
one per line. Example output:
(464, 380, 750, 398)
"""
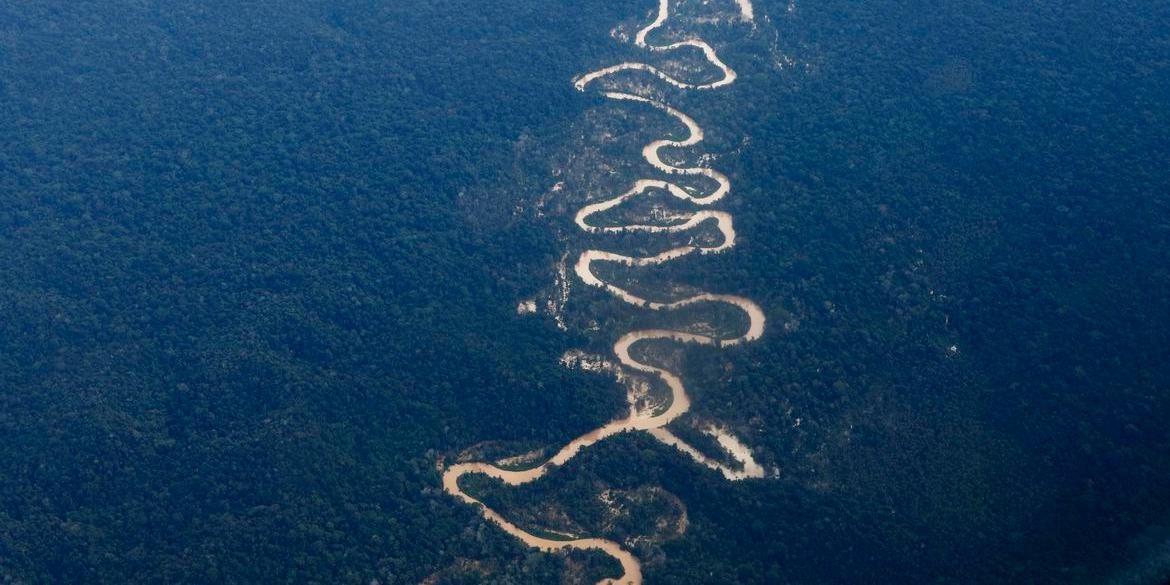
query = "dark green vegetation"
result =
(1, 0, 1168, 584)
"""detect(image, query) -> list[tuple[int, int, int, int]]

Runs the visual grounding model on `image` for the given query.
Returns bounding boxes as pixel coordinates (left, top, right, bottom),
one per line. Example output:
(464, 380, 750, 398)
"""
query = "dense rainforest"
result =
(1, 0, 1168, 584)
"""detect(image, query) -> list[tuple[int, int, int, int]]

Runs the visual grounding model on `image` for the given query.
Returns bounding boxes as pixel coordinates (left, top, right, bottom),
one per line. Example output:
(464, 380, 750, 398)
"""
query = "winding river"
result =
(442, 2, 763, 583)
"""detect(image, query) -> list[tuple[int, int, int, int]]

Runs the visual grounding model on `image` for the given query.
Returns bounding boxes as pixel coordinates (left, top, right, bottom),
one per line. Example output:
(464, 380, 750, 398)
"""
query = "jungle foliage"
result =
(1, 0, 1168, 584)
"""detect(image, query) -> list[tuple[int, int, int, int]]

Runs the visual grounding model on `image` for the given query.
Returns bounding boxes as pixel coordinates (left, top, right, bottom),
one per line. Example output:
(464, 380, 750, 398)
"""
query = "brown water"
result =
(441, 2, 763, 583)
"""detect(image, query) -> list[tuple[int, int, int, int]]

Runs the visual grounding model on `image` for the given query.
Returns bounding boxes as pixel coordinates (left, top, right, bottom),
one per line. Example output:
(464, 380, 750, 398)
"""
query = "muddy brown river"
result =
(441, 2, 762, 583)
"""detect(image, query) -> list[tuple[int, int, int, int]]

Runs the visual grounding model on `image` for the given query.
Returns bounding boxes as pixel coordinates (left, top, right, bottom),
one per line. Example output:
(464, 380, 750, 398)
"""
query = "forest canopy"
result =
(1, 0, 1168, 583)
